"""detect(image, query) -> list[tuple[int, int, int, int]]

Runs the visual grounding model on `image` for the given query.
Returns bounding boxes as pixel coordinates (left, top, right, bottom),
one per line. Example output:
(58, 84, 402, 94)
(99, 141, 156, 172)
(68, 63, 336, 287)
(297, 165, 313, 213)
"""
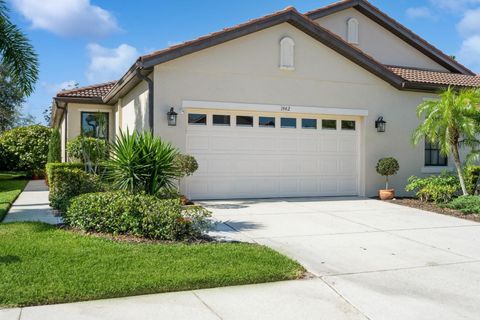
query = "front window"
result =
(425, 141, 448, 166)
(81, 112, 109, 139)
(259, 116, 275, 128)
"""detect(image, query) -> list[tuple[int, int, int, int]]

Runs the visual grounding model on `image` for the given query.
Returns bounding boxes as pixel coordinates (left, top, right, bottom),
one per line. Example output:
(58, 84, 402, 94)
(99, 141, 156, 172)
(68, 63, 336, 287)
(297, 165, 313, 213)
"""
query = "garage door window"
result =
(341, 120, 356, 131)
(236, 116, 253, 127)
(281, 118, 296, 128)
(213, 115, 230, 126)
(259, 116, 275, 128)
(302, 119, 317, 129)
(322, 119, 337, 130)
(188, 114, 207, 125)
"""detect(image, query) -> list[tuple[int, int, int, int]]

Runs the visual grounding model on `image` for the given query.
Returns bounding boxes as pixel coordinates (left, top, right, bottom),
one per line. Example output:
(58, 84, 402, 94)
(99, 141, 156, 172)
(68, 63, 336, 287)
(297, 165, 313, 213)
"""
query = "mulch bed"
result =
(384, 197, 480, 223)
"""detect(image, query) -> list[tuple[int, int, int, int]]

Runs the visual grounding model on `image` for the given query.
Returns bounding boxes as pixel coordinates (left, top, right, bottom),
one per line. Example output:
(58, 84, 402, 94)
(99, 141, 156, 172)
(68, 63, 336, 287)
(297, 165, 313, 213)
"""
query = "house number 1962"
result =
(280, 106, 291, 112)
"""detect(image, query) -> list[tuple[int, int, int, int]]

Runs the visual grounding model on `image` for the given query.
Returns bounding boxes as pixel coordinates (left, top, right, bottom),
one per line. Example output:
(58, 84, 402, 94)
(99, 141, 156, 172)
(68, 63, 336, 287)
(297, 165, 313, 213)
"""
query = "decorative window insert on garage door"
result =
(184, 108, 363, 200)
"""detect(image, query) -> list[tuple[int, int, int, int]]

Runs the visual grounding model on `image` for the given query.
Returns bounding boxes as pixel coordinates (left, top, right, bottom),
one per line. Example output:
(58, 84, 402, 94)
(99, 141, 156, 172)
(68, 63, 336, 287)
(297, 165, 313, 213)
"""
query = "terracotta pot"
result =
(379, 189, 395, 200)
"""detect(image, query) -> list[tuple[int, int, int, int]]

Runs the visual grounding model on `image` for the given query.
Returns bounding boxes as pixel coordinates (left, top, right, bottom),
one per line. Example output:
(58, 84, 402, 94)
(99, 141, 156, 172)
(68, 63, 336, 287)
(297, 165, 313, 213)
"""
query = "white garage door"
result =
(185, 110, 360, 200)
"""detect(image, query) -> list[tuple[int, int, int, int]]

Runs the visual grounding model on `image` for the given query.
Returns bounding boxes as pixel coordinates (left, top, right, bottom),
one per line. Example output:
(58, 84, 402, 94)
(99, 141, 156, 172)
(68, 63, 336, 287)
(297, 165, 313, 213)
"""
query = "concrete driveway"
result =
(204, 197, 480, 320)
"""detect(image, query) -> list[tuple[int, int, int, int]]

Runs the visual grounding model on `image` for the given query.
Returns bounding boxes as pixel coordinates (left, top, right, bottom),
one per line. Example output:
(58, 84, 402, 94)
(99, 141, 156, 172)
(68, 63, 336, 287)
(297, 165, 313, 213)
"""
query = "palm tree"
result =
(0, 0, 38, 95)
(412, 87, 480, 195)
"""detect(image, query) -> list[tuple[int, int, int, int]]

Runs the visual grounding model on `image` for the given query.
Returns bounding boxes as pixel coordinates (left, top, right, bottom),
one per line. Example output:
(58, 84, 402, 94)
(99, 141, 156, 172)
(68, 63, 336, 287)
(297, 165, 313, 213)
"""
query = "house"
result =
(51, 0, 480, 200)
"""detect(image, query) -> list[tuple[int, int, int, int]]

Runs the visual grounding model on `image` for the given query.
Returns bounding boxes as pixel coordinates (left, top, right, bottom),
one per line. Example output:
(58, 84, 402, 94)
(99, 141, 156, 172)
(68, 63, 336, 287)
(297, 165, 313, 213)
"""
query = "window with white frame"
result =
(347, 18, 359, 44)
(279, 37, 295, 70)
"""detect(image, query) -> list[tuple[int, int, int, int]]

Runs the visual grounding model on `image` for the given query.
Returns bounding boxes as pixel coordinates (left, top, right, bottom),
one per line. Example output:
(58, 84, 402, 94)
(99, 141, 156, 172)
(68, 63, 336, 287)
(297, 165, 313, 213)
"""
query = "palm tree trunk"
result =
(452, 144, 468, 195)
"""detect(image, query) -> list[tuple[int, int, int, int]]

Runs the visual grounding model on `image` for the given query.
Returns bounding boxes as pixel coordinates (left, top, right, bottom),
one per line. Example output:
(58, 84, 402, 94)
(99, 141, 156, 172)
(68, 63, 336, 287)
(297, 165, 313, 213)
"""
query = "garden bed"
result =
(386, 197, 480, 222)
(0, 222, 305, 307)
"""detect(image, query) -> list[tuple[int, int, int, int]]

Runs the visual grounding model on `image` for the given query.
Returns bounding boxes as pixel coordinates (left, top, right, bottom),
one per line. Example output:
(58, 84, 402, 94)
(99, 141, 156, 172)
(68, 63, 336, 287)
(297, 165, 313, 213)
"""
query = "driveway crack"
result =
(192, 292, 223, 320)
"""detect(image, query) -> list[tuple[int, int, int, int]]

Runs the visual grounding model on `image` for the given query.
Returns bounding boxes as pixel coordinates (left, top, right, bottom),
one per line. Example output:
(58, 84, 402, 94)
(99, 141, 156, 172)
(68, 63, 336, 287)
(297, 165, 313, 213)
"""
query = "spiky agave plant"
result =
(108, 130, 180, 195)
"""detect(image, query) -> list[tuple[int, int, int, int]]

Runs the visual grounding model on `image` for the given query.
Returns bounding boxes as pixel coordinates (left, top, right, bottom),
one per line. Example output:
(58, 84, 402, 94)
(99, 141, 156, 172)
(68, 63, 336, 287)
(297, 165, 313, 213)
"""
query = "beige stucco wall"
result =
(314, 8, 448, 72)
(150, 22, 446, 197)
(65, 103, 115, 144)
(59, 111, 66, 162)
(120, 80, 149, 132)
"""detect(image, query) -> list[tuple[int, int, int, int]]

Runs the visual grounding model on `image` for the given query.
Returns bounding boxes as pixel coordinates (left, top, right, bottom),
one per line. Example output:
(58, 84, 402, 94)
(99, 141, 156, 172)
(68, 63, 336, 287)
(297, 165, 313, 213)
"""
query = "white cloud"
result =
(86, 43, 138, 83)
(429, 0, 480, 12)
(457, 8, 480, 37)
(11, 0, 120, 37)
(458, 35, 480, 71)
(406, 7, 435, 19)
(43, 80, 79, 94)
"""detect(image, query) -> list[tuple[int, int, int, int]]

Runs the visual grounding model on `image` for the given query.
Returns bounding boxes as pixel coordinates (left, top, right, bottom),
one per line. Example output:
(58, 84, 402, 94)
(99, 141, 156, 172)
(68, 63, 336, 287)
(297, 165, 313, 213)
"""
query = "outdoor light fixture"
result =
(167, 107, 178, 126)
(375, 116, 386, 132)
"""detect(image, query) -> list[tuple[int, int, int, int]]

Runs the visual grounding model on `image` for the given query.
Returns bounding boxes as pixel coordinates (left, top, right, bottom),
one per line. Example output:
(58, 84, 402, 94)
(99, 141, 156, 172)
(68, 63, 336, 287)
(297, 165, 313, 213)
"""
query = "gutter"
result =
(135, 65, 154, 133)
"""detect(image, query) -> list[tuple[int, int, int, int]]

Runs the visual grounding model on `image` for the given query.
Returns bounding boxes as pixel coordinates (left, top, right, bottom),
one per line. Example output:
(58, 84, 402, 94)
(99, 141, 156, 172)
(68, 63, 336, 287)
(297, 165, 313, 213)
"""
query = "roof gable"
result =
(306, 0, 475, 75)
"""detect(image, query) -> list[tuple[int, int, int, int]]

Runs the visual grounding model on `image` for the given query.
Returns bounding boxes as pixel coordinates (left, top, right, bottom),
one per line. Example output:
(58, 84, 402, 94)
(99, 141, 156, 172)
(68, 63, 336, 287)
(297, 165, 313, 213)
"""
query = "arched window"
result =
(280, 37, 295, 70)
(347, 18, 359, 44)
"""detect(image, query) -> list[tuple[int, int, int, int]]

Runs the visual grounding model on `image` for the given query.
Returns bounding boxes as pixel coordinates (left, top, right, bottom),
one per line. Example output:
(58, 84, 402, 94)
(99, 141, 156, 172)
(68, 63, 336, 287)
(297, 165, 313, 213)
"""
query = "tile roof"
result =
(56, 81, 117, 99)
(386, 66, 480, 88)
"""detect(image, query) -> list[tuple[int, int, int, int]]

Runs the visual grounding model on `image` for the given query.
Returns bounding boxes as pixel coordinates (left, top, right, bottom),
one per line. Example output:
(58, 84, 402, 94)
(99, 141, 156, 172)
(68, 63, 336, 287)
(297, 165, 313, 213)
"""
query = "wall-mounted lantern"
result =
(167, 107, 178, 126)
(375, 116, 386, 132)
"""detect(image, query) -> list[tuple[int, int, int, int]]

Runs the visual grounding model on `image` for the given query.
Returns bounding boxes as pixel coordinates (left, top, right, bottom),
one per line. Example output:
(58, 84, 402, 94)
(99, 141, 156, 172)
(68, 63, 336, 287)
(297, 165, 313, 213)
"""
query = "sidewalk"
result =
(2, 180, 62, 224)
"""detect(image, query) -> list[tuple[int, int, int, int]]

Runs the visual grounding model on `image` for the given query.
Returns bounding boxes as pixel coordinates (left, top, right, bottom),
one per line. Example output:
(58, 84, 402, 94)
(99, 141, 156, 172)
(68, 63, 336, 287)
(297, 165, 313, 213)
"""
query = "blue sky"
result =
(8, 0, 480, 123)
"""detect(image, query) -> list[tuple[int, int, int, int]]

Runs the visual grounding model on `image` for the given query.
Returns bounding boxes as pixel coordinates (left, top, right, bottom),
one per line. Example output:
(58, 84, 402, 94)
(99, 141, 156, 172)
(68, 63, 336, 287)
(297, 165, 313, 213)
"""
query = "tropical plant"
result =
(66, 135, 109, 173)
(376, 157, 399, 189)
(405, 172, 459, 203)
(446, 195, 480, 214)
(107, 130, 180, 195)
(47, 128, 61, 163)
(412, 87, 480, 195)
(0, 125, 51, 175)
(0, 0, 38, 95)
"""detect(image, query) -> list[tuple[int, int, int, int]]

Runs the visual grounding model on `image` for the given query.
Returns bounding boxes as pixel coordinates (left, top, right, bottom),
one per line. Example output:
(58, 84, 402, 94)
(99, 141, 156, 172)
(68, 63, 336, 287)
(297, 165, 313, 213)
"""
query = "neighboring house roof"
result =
(387, 66, 480, 88)
(56, 81, 117, 100)
(305, 0, 475, 76)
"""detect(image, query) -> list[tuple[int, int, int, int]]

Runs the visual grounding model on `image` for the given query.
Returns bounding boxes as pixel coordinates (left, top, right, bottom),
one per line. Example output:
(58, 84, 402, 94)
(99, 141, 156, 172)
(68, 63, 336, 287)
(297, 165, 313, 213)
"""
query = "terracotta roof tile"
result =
(56, 81, 117, 98)
(386, 66, 480, 88)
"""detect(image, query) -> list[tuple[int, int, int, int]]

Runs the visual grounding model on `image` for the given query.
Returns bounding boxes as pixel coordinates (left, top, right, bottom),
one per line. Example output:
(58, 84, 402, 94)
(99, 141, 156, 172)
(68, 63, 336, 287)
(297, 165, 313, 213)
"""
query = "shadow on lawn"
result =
(0, 255, 21, 264)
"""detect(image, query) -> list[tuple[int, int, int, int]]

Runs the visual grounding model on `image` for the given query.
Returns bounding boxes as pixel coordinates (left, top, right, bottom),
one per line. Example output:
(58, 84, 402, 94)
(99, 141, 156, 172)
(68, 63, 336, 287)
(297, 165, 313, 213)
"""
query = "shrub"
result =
(49, 168, 104, 213)
(175, 154, 199, 178)
(45, 162, 84, 186)
(405, 172, 459, 203)
(66, 192, 211, 240)
(67, 135, 109, 165)
(47, 128, 61, 163)
(107, 131, 179, 195)
(464, 166, 480, 195)
(446, 195, 480, 214)
(0, 125, 51, 175)
(376, 157, 399, 189)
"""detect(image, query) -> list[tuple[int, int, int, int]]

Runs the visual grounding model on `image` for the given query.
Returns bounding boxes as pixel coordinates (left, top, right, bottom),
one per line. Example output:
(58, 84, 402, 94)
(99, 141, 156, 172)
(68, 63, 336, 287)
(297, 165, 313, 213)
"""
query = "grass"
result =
(0, 178, 28, 221)
(0, 223, 305, 307)
(0, 171, 27, 180)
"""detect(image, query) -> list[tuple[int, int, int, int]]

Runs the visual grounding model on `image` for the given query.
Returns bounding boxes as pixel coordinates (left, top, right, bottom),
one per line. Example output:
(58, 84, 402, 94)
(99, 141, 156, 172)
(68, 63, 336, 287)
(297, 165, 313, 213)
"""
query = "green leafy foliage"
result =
(0, 125, 51, 175)
(376, 157, 399, 189)
(49, 168, 104, 213)
(66, 135, 109, 164)
(464, 165, 480, 195)
(47, 128, 61, 163)
(175, 154, 199, 178)
(45, 162, 84, 186)
(446, 195, 480, 214)
(66, 191, 211, 241)
(405, 172, 459, 203)
(107, 131, 179, 195)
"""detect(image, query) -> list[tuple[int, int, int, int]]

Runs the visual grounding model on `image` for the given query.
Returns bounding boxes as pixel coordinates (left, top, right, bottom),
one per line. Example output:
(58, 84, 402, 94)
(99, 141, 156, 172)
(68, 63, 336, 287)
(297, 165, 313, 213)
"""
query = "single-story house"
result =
(52, 0, 480, 200)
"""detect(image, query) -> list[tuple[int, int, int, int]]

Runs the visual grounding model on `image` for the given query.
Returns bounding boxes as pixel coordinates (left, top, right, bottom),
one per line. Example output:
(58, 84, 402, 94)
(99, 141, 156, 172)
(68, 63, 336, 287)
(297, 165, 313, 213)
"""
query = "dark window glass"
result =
(302, 119, 317, 129)
(236, 116, 253, 127)
(81, 112, 109, 139)
(281, 117, 296, 128)
(341, 120, 356, 130)
(188, 113, 206, 125)
(322, 119, 337, 130)
(425, 141, 448, 166)
(259, 116, 275, 128)
(213, 115, 230, 126)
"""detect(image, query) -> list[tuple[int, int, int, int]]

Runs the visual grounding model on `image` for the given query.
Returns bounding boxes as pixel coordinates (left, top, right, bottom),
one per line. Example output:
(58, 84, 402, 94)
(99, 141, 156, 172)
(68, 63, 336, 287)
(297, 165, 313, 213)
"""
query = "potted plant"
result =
(376, 157, 399, 200)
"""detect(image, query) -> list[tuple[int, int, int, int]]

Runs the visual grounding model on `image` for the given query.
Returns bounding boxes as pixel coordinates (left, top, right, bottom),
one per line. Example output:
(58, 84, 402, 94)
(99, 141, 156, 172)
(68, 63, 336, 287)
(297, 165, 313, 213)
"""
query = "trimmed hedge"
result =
(45, 162, 84, 186)
(47, 129, 62, 163)
(49, 168, 104, 213)
(446, 195, 480, 214)
(66, 192, 211, 240)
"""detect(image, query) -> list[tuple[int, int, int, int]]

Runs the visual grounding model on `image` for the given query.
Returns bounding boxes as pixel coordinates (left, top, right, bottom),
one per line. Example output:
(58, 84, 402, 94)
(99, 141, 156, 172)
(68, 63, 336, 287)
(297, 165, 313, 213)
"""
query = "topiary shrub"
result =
(47, 128, 62, 163)
(464, 165, 480, 195)
(0, 125, 51, 176)
(66, 191, 211, 240)
(175, 154, 199, 178)
(376, 157, 399, 189)
(405, 172, 459, 203)
(45, 162, 84, 186)
(446, 195, 480, 214)
(49, 168, 104, 213)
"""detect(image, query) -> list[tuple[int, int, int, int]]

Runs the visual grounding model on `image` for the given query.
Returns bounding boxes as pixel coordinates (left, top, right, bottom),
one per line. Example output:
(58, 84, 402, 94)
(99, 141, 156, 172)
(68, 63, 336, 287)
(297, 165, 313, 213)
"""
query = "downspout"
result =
(54, 100, 68, 162)
(135, 68, 154, 133)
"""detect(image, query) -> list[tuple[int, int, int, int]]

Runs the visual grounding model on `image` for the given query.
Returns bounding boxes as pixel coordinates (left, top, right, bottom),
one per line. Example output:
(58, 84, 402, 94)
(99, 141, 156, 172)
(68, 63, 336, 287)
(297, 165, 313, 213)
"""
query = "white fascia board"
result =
(182, 100, 369, 116)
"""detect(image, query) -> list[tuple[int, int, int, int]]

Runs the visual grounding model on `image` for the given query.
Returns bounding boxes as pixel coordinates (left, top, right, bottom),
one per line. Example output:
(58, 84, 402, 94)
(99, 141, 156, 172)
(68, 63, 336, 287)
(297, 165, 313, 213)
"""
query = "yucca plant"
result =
(107, 130, 180, 195)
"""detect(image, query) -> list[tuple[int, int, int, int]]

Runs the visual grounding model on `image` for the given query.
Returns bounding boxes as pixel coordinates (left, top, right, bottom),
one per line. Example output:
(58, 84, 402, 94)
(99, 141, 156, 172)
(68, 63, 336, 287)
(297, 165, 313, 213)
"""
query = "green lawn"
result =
(0, 171, 27, 180)
(0, 178, 28, 221)
(0, 223, 305, 307)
